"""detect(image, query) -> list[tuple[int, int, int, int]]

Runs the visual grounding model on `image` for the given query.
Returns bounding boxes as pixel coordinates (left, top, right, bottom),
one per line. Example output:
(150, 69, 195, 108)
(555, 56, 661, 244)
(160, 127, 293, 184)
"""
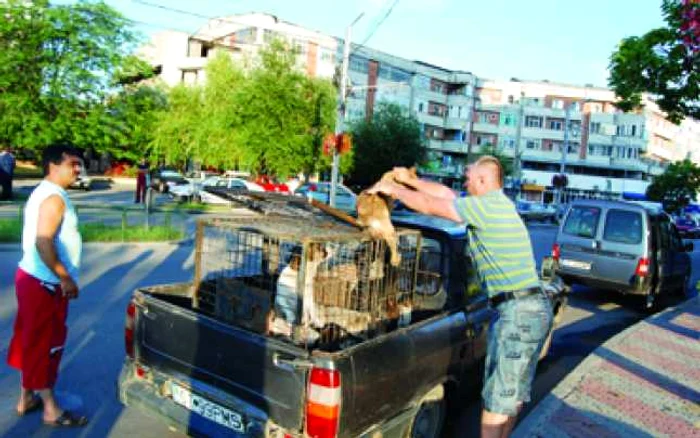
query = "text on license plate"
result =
(560, 259, 591, 270)
(171, 383, 245, 433)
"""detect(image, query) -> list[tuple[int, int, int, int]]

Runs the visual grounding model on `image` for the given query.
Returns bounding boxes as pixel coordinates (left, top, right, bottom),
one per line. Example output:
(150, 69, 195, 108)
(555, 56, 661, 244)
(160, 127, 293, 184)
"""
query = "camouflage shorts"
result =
(482, 291, 553, 416)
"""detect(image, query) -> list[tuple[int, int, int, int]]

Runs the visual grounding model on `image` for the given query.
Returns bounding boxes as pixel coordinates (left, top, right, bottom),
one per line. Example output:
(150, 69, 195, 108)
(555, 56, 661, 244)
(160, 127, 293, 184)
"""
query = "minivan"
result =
(552, 199, 693, 308)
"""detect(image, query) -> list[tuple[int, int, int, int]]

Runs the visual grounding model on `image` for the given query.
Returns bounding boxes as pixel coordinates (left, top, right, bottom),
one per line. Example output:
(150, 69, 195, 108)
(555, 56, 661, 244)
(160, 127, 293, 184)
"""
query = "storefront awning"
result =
(522, 184, 545, 192)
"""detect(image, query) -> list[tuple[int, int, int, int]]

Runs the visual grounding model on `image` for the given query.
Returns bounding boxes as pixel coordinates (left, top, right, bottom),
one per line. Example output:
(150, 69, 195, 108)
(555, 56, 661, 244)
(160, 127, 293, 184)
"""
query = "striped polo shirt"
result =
(454, 190, 539, 297)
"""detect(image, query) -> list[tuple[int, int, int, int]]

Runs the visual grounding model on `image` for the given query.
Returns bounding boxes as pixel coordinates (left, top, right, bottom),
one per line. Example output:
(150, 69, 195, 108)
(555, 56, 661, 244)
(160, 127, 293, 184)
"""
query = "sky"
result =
(67, 0, 666, 87)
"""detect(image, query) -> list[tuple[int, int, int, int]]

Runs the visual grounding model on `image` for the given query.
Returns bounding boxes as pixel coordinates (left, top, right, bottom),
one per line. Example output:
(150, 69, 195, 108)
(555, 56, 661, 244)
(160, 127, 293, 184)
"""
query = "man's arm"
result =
(373, 183, 463, 223)
(35, 195, 79, 298)
(393, 167, 456, 200)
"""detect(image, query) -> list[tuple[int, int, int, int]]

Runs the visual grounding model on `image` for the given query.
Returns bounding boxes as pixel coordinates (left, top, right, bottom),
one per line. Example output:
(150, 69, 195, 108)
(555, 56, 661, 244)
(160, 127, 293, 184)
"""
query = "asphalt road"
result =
(0, 184, 697, 438)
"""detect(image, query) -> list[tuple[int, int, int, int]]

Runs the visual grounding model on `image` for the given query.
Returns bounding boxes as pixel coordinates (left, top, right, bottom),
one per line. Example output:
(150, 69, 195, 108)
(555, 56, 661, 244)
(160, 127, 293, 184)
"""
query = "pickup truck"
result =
(118, 212, 567, 438)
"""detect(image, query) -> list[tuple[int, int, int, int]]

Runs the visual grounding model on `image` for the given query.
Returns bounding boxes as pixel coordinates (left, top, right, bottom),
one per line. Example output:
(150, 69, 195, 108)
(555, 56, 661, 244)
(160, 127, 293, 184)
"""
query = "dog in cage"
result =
(267, 243, 331, 343)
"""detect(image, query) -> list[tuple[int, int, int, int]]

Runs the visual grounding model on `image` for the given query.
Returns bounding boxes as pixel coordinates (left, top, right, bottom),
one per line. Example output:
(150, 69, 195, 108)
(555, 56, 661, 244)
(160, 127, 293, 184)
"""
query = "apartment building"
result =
(139, 12, 339, 86)
(141, 12, 699, 200)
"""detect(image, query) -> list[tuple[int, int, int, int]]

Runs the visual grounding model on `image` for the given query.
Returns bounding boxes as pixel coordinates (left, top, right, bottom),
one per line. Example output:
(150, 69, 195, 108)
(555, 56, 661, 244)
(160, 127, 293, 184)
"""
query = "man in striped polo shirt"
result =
(369, 156, 553, 438)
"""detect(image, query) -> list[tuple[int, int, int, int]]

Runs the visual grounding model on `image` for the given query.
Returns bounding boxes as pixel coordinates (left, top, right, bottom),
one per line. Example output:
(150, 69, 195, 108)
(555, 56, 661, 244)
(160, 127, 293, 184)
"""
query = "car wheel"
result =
(678, 272, 691, 297)
(406, 386, 445, 438)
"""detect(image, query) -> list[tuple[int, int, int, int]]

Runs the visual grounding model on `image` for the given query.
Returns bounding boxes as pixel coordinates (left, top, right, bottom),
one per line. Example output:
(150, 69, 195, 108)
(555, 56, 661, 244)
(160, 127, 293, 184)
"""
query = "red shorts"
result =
(7, 269, 69, 390)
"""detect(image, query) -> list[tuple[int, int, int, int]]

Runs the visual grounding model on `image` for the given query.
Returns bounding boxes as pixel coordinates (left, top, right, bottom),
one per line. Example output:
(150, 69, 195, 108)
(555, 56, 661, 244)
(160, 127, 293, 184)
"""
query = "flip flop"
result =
(16, 394, 42, 417)
(43, 410, 88, 428)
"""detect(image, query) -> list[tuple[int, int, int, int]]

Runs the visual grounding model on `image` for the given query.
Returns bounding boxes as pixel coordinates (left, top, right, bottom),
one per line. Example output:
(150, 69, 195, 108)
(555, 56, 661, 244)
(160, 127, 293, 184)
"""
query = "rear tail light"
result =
(306, 368, 341, 438)
(635, 257, 650, 277)
(125, 301, 136, 359)
(552, 243, 560, 262)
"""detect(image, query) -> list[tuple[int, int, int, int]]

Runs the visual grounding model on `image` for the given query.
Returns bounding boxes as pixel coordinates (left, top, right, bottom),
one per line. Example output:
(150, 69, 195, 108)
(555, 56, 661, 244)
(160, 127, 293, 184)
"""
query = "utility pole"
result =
(330, 13, 364, 207)
(513, 92, 525, 196)
(559, 103, 572, 204)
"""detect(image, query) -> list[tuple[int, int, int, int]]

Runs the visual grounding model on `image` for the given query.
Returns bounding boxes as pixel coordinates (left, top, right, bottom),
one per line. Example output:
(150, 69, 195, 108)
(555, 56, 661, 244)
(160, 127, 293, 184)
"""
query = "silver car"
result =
(553, 199, 693, 308)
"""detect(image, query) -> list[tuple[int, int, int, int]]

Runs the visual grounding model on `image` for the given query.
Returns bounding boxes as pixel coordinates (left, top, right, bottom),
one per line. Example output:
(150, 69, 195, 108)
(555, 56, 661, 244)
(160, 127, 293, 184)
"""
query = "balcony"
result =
(427, 139, 468, 154)
(444, 117, 468, 130)
(472, 122, 500, 135)
(417, 113, 446, 127)
(446, 94, 472, 106)
(415, 88, 448, 104)
(588, 133, 614, 145)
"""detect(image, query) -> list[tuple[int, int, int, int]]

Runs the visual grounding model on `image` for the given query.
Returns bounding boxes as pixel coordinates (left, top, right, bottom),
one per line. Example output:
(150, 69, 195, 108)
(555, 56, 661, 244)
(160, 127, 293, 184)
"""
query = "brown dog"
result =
(356, 168, 417, 266)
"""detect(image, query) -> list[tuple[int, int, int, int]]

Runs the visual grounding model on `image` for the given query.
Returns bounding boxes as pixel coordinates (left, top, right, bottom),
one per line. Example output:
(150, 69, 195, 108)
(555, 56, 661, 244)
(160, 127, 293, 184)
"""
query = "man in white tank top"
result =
(7, 145, 88, 427)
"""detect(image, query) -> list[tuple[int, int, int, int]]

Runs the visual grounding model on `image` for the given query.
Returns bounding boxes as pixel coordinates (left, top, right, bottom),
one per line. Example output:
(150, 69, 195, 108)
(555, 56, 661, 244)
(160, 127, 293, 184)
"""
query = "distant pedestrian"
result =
(0, 146, 16, 200)
(135, 158, 148, 203)
(7, 144, 88, 427)
(369, 156, 553, 438)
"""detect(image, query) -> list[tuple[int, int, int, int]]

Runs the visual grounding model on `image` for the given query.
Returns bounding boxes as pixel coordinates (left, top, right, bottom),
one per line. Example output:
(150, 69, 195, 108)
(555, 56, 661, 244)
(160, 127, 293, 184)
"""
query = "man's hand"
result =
(392, 167, 415, 185)
(366, 181, 398, 198)
(60, 277, 79, 299)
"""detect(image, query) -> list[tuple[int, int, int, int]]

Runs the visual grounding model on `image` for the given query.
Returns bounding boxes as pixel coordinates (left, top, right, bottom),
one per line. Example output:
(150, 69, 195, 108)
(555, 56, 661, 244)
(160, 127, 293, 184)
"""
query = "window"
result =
(549, 120, 563, 130)
(349, 55, 369, 74)
(416, 237, 445, 296)
(235, 27, 257, 44)
(526, 139, 539, 149)
(293, 39, 307, 54)
(418, 102, 424, 113)
(430, 79, 446, 94)
(320, 49, 335, 62)
(630, 125, 637, 137)
(502, 113, 515, 126)
(604, 210, 642, 244)
(564, 206, 601, 238)
(263, 29, 280, 43)
(590, 122, 601, 134)
(525, 116, 543, 128)
(508, 95, 514, 104)
(552, 99, 564, 109)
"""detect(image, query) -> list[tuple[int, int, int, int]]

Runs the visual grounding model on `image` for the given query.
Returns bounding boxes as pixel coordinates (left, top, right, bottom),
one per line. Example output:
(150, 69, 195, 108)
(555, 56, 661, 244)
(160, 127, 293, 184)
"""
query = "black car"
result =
(150, 168, 188, 193)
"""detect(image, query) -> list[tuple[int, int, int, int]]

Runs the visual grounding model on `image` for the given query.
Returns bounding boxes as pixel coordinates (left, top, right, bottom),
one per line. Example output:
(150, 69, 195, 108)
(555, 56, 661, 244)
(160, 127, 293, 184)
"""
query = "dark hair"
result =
(42, 144, 81, 176)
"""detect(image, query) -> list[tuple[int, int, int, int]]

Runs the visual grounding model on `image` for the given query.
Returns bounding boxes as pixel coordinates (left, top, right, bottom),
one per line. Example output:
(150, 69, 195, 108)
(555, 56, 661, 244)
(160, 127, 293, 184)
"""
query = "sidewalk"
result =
(514, 297, 700, 437)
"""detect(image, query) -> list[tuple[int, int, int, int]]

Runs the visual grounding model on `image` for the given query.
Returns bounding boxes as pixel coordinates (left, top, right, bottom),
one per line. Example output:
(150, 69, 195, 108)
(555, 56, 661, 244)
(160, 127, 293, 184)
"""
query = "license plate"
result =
(560, 259, 591, 270)
(171, 383, 245, 433)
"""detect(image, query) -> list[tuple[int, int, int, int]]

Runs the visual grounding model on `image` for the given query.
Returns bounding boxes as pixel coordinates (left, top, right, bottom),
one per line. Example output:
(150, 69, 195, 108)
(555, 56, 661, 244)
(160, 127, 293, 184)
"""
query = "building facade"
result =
(142, 12, 699, 200)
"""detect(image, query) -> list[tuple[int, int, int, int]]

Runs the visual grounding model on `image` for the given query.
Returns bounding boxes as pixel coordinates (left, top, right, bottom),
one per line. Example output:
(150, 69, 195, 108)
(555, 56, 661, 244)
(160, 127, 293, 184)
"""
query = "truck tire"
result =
(406, 385, 445, 438)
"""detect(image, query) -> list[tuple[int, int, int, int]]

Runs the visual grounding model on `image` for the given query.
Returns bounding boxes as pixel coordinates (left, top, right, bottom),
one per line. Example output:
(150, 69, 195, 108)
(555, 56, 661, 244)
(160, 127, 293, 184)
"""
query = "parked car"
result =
(517, 201, 557, 223)
(255, 175, 290, 194)
(553, 199, 693, 309)
(196, 177, 265, 204)
(295, 182, 357, 213)
(184, 170, 219, 183)
(674, 216, 700, 238)
(118, 209, 567, 438)
(150, 168, 188, 193)
(68, 164, 93, 191)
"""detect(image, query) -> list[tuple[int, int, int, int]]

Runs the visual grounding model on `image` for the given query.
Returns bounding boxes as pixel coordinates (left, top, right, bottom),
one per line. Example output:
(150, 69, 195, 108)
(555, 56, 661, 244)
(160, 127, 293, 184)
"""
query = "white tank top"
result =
(18, 180, 82, 283)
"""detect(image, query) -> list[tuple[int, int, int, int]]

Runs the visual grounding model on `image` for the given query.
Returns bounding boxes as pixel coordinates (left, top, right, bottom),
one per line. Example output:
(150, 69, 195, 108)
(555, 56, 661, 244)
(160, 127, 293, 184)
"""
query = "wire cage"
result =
(192, 216, 422, 350)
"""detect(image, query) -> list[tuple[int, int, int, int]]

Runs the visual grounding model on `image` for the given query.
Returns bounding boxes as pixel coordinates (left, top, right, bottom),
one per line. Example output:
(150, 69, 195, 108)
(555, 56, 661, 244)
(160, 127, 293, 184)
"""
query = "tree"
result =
(150, 84, 204, 167)
(609, 0, 699, 123)
(646, 159, 700, 212)
(0, 0, 150, 151)
(231, 41, 336, 178)
(348, 103, 425, 187)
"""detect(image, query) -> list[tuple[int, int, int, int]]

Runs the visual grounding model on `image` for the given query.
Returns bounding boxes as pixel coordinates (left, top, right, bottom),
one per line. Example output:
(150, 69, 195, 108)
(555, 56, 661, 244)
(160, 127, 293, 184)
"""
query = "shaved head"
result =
(464, 155, 504, 196)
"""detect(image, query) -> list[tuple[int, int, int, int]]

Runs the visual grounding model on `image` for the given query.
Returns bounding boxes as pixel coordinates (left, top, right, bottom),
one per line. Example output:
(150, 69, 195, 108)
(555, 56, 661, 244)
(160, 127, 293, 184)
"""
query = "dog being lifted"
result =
(356, 167, 417, 266)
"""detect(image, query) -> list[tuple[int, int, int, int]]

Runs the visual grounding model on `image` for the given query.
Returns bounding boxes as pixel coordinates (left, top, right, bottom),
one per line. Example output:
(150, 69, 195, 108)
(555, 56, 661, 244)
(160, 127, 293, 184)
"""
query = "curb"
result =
(513, 296, 700, 437)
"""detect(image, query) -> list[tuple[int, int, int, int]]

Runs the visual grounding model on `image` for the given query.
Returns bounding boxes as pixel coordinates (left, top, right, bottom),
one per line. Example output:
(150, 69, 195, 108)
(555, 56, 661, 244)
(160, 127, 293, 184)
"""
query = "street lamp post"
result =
(558, 103, 572, 204)
(330, 13, 364, 208)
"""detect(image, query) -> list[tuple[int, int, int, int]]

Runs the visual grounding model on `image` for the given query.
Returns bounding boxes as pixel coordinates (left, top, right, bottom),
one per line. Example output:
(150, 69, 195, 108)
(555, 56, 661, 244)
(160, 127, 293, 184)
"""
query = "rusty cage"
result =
(191, 216, 423, 350)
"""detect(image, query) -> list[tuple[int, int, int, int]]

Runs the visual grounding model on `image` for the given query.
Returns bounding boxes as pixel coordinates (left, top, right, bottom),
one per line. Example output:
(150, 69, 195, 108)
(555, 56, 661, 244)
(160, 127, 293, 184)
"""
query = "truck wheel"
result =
(406, 386, 445, 438)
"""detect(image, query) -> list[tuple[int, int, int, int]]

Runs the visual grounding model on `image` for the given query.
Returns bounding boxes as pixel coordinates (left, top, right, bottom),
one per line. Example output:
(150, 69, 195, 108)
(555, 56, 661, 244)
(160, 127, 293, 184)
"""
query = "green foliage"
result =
(646, 159, 700, 212)
(348, 103, 425, 187)
(609, 0, 699, 123)
(80, 222, 183, 242)
(0, 0, 145, 151)
(151, 43, 337, 178)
